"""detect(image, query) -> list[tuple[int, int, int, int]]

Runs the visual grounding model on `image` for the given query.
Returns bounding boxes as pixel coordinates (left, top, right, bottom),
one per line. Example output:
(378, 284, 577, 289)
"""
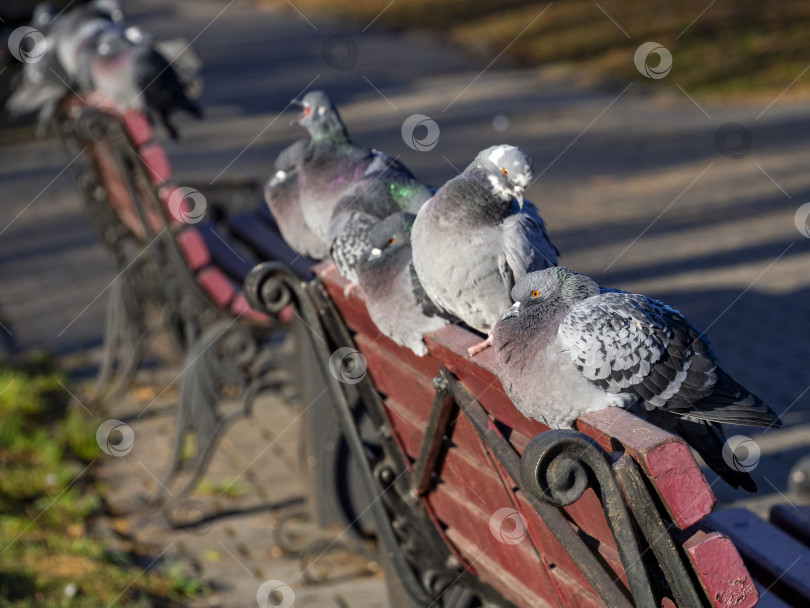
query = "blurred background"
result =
(1, 0, 809, 606)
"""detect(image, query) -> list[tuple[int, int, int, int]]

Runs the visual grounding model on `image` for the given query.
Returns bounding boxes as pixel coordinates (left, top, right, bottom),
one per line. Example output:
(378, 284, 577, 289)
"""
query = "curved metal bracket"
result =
(245, 261, 301, 317)
(521, 429, 656, 608)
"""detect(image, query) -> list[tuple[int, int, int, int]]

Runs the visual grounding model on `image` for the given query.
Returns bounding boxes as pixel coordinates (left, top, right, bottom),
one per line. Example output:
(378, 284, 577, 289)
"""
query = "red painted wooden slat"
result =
(197, 268, 236, 309)
(138, 143, 171, 185)
(549, 566, 610, 608)
(319, 263, 451, 379)
(424, 325, 550, 439)
(428, 483, 564, 605)
(123, 110, 153, 147)
(90, 140, 145, 240)
(576, 407, 715, 529)
(384, 395, 483, 459)
(355, 334, 436, 420)
(176, 228, 211, 271)
(230, 292, 271, 324)
(513, 492, 628, 592)
(682, 529, 758, 608)
(158, 184, 185, 228)
(445, 528, 560, 608)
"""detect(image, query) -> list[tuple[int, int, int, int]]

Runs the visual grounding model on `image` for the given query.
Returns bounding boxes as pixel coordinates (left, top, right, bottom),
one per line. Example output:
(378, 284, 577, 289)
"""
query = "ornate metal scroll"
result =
(244, 264, 512, 606)
(520, 429, 656, 608)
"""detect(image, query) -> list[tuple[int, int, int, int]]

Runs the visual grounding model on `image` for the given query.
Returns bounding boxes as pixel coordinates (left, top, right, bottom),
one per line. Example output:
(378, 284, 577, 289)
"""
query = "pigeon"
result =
(290, 91, 431, 249)
(355, 212, 453, 356)
(492, 266, 782, 491)
(411, 145, 558, 356)
(264, 168, 327, 259)
(326, 162, 433, 284)
(5, 1, 123, 133)
(5, 0, 202, 140)
(85, 28, 202, 139)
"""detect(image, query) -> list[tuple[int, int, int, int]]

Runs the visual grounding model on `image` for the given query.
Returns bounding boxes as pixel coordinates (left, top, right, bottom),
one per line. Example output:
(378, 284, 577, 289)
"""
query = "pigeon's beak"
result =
(513, 186, 525, 209)
(289, 99, 308, 125)
(501, 301, 520, 321)
(369, 247, 382, 258)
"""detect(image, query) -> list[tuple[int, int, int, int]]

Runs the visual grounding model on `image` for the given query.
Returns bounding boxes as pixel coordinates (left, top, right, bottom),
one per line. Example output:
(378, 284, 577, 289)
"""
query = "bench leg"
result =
(139, 319, 290, 518)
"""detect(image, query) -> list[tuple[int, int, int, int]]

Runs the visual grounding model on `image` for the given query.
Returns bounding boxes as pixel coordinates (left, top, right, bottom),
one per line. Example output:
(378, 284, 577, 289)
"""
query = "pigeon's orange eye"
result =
(502, 167, 508, 176)
(389, 237, 396, 245)
(531, 290, 539, 298)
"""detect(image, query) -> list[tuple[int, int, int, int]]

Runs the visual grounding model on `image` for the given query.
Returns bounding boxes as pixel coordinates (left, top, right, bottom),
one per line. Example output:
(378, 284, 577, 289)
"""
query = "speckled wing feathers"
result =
(559, 291, 776, 426)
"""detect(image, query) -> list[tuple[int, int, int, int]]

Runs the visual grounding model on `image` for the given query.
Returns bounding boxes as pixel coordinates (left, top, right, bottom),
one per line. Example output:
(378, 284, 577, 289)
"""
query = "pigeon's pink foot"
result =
(466, 334, 493, 358)
(343, 281, 360, 299)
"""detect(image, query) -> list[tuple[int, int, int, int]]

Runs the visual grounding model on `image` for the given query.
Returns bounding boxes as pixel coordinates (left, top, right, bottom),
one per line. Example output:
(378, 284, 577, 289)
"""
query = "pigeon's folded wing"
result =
(367, 149, 415, 179)
(497, 199, 559, 291)
(275, 140, 306, 172)
(558, 292, 778, 426)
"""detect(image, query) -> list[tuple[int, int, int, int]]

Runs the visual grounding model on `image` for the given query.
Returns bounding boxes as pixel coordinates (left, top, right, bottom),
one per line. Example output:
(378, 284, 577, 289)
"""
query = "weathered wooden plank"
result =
(355, 335, 435, 420)
(123, 110, 153, 146)
(197, 267, 236, 309)
(424, 325, 549, 439)
(319, 264, 443, 378)
(176, 228, 210, 271)
(681, 529, 758, 608)
(230, 292, 270, 323)
(577, 407, 715, 529)
(445, 528, 560, 608)
(90, 140, 145, 239)
(138, 143, 171, 185)
(706, 508, 810, 605)
(512, 492, 628, 592)
(428, 483, 565, 606)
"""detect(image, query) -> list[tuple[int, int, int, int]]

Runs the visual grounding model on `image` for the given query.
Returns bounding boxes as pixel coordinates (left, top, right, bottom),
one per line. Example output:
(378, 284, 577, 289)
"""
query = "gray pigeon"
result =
(411, 145, 558, 355)
(326, 163, 433, 283)
(264, 168, 327, 260)
(86, 28, 202, 139)
(492, 266, 782, 492)
(5, 1, 122, 133)
(355, 213, 453, 356)
(289, 91, 431, 249)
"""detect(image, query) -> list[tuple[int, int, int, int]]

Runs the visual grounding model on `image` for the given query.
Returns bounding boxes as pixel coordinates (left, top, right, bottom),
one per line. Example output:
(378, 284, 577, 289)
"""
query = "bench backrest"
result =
(317, 262, 758, 608)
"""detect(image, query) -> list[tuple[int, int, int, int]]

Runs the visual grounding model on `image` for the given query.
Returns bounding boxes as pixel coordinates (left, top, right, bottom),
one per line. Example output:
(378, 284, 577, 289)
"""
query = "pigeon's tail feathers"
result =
(684, 368, 782, 429)
(156, 110, 180, 140)
(676, 418, 758, 492)
(5, 79, 65, 118)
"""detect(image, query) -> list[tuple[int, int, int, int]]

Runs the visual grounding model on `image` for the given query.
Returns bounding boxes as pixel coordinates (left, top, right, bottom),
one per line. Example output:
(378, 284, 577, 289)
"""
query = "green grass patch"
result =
(0, 354, 205, 606)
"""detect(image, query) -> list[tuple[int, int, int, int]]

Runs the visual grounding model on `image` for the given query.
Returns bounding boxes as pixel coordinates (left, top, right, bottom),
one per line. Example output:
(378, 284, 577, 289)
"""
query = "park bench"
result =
(53, 96, 313, 506)
(47, 93, 810, 607)
(246, 259, 810, 608)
